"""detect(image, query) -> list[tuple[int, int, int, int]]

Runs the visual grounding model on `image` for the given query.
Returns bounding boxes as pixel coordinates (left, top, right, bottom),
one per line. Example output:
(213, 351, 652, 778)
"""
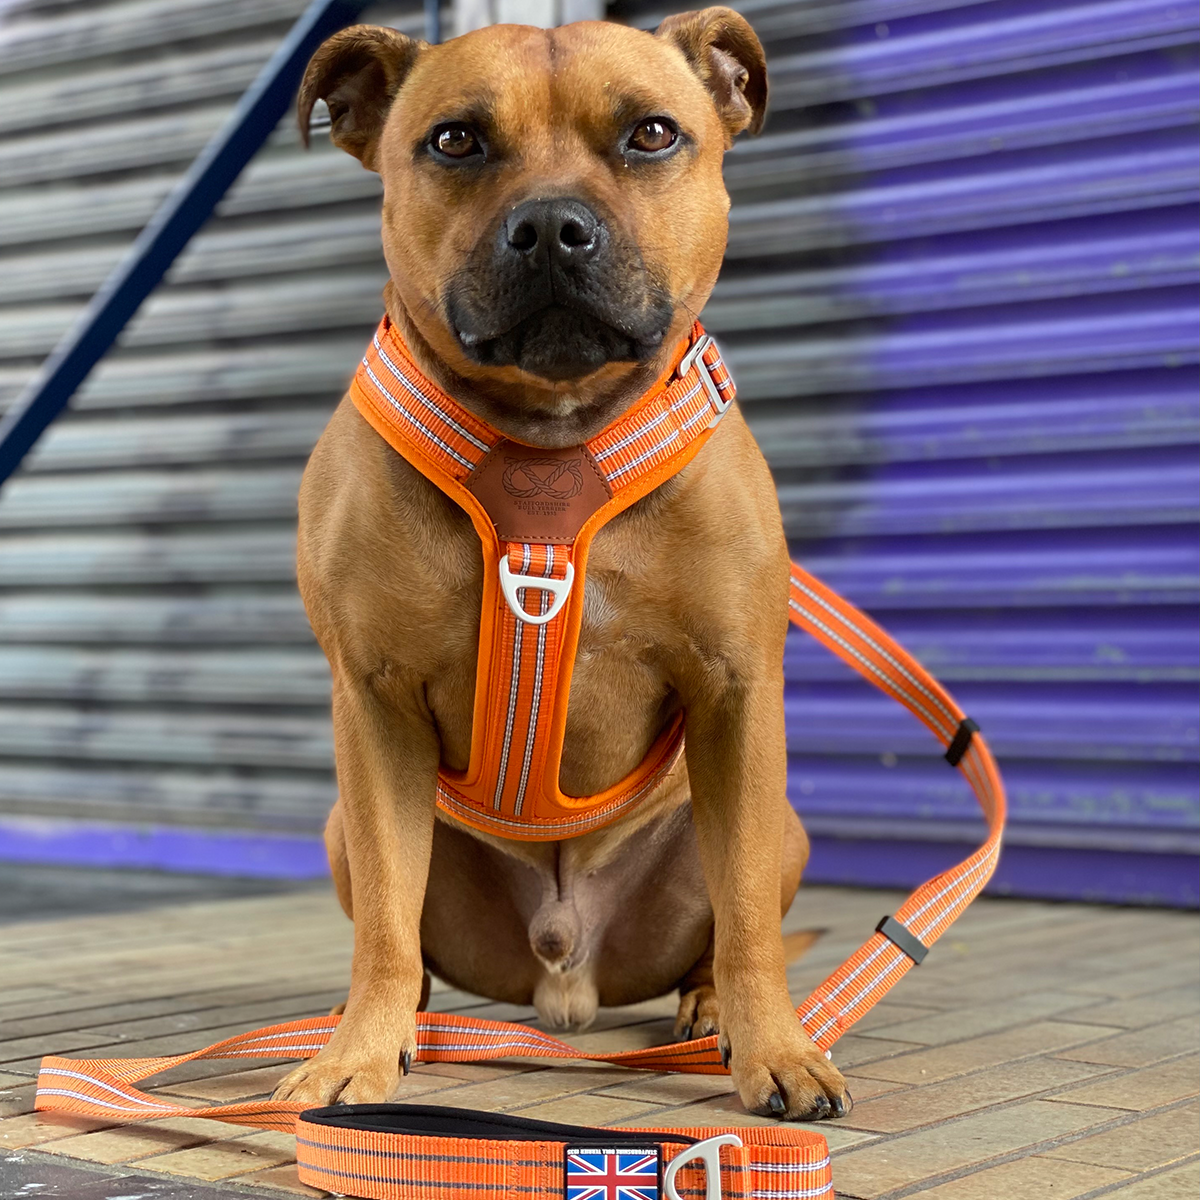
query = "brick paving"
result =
(1, 884, 1196, 1198)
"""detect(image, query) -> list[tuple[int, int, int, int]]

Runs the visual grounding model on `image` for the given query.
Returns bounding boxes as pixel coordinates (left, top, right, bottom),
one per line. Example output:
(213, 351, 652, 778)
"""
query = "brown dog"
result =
(274, 10, 851, 1121)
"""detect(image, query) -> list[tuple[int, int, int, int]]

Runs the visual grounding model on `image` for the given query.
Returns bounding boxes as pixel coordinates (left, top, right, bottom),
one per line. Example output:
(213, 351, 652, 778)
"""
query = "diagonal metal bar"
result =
(0, 0, 373, 488)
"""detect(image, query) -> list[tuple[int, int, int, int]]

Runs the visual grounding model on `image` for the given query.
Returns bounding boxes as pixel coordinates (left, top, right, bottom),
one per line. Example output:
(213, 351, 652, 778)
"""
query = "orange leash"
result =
(35, 561, 1005, 1199)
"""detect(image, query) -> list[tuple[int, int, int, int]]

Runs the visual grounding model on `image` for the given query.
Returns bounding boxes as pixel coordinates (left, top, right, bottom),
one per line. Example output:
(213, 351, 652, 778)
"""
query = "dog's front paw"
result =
(273, 1029, 414, 1106)
(720, 1015, 851, 1121)
(675, 983, 721, 1041)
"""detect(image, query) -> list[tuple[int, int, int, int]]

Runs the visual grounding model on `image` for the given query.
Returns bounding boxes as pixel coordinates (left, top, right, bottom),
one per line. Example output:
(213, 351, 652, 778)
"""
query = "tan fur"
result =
(274, 12, 850, 1120)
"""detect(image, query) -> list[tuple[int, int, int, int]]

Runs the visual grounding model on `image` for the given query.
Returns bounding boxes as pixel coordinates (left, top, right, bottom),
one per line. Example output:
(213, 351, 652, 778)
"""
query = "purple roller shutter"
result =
(618, 0, 1200, 904)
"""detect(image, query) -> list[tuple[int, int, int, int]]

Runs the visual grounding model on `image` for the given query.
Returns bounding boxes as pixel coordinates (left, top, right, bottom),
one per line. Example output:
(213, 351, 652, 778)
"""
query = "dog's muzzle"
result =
(448, 195, 672, 381)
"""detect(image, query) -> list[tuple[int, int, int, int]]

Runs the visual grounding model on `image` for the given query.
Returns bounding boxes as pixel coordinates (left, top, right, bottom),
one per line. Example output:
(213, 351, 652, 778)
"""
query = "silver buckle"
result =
(664, 1132, 743, 1200)
(678, 333, 732, 418)
(498, 558, 574, 626)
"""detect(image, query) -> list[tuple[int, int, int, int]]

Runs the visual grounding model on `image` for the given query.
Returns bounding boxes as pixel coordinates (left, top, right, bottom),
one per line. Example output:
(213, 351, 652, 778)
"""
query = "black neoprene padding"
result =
(300, 1103, 697, 1144)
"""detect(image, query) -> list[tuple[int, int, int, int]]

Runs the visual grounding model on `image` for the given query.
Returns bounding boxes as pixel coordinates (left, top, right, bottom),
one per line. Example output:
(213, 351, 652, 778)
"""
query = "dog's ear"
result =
(298, 25, 424, 170)
(655, 7, 768, 142)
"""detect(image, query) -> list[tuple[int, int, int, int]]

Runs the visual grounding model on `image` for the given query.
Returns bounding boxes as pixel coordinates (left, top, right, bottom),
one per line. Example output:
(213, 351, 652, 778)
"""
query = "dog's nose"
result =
(504, 198, 600, 261)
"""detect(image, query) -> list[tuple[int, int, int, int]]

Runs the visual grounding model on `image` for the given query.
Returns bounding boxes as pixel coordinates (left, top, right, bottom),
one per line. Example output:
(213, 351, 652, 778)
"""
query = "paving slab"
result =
(0, 883, 1194, 1200)
(848, 1020, 1126, 1085)
(904, 1154, 1133, 1199)
(841, 1055, 1114, 1133)
(0, 1149, 258, 1199)
(830, 1099, 1116, 1198)
(1101, 1159, 1200, 1198)
(1038, 1099, 1199, 1173)
(1046, 1053, 1200, 1112)
(1054, 1016, 1200, 1068)
(136, 1129, 297, 1182)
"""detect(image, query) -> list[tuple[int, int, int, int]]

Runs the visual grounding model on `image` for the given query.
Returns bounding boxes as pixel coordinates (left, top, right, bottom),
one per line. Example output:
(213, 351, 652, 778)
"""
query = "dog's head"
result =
(299, 10, 766, 406)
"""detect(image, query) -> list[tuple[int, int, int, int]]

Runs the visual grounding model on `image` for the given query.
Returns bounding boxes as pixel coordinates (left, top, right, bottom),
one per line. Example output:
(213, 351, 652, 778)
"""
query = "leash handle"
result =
(36, 562, 1005, 1129)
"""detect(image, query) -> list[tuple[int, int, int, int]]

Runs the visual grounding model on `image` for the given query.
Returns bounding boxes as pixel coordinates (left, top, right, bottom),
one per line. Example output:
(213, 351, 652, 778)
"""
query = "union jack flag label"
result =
(563, 1145, 661, 1200)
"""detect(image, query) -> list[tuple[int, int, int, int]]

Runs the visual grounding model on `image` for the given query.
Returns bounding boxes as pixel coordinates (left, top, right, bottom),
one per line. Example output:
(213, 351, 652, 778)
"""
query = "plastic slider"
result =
(944, 717, 979, 767)
(876, 915, 929, 965)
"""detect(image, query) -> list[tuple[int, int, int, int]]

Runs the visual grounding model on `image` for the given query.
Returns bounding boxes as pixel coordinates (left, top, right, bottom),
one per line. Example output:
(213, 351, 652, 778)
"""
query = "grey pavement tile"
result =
(0, 1148, 258, 1198)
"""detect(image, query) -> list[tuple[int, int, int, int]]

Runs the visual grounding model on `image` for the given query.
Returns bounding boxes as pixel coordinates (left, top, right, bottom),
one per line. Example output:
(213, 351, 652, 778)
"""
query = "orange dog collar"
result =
(350, 317, 735, 840)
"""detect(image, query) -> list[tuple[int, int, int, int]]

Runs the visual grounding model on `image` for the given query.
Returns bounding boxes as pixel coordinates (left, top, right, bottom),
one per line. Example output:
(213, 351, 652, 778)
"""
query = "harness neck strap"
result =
(350, 317, 734, 840)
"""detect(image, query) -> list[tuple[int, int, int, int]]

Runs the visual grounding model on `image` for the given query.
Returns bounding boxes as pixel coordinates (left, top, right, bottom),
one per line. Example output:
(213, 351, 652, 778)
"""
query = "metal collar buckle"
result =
(678, 333, 731, 420)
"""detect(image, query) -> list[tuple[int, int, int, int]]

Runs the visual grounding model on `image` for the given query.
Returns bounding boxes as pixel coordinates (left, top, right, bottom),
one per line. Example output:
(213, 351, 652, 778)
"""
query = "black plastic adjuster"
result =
(944, 717, 980, 767)
(876, 915, 929, 965)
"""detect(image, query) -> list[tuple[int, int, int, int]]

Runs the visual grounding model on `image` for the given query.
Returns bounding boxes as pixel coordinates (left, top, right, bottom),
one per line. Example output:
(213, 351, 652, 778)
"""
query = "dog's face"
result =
(299, 11, 766, 399)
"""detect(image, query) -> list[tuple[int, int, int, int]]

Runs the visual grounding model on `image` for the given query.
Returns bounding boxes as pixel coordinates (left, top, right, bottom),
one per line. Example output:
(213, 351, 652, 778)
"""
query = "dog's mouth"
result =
(454, 303, 668, 382)
(444, 199, 675, 384)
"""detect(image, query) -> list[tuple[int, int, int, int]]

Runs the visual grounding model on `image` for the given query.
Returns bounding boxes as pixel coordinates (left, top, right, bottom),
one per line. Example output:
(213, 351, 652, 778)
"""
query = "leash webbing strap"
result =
(785, 564, 1005, 1048)
(35, 563, 1004, 1196)
(34, 1041, 833, 1197)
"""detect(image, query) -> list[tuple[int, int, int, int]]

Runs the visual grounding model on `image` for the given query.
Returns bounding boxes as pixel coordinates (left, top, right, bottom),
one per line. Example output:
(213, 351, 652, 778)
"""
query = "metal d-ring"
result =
(498, 558, 575, 625)
(664, 1132, 744, 1200)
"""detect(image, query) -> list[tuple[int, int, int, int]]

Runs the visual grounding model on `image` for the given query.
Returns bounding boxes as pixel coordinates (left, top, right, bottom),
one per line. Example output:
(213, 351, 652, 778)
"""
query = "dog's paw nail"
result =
(401, 1050, 413, 1076)
(680, 1023, 693, 1042)
(719, 1043, 731, 1070)
(832, 1093, 850, 1118)
(812, 1094, 832, 1119)
(767, 1092, 786, 1117)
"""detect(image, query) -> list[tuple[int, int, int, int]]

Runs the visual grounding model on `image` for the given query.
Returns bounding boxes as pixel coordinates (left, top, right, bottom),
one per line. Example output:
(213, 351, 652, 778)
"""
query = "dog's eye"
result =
(432, 124, 481, 159)
(628, 119, 677, 154)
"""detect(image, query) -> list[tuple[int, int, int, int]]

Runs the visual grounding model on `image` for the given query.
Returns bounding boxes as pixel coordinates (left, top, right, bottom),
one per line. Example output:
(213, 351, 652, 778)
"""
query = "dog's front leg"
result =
(685, 661, 851, 1121)
(274, 673, 438, 1105)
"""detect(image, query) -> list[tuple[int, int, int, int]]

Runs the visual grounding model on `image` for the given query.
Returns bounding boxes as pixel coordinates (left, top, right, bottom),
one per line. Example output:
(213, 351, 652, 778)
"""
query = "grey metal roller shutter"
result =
(618, 0, 1199, 904)
(0, 0, 419, 870)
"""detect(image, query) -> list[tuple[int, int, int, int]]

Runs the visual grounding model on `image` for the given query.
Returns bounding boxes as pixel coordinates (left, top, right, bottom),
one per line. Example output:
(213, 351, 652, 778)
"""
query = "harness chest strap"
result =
(35, 563, 1006, 1199)
(350, 317, 734, 840)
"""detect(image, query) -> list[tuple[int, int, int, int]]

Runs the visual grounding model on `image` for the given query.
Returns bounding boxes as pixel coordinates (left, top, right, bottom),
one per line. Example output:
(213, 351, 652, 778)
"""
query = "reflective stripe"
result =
(373, 335, 491, 453)
(513, 546, 556, 816)
(361, 361, 479, 471)
(492, 544, 530, 812)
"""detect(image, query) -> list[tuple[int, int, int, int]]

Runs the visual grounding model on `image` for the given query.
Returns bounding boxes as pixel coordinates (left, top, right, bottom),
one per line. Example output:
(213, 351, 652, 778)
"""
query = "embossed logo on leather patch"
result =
(502, 457, 585, 505)
(467, 440, 612, 544)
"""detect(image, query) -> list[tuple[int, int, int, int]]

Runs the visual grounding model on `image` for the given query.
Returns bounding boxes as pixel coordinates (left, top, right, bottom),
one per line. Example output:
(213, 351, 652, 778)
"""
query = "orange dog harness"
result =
(35, 326, 1009, 1199)
(351, 316, 734, 840)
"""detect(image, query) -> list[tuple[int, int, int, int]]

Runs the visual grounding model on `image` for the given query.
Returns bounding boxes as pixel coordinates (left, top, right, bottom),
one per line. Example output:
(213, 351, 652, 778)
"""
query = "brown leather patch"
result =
(467, 440, 613, 544)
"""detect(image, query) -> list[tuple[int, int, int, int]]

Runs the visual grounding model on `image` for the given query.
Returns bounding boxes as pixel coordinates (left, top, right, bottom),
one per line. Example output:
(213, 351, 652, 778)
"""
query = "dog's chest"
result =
(423, 523, 684, 796)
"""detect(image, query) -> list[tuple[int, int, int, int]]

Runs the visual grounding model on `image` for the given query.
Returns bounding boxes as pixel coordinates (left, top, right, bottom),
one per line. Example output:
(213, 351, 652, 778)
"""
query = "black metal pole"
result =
(0, 0, 371, 488)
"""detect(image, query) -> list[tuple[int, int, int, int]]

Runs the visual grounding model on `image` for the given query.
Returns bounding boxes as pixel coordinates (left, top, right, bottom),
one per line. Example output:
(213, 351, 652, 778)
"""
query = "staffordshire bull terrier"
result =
(274, 9, 851, 1122)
